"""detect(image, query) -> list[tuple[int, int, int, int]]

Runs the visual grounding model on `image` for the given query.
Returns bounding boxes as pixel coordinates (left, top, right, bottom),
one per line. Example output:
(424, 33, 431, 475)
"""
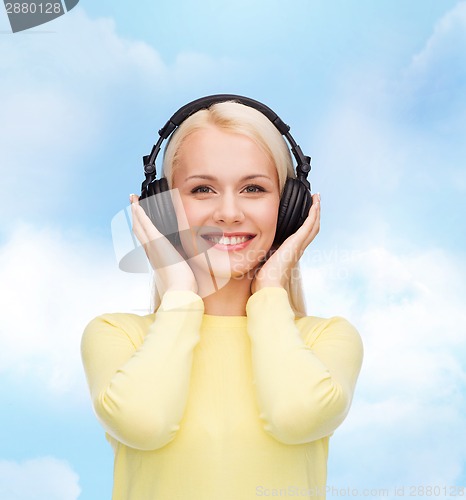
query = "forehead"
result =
(173, 126, 278, 183)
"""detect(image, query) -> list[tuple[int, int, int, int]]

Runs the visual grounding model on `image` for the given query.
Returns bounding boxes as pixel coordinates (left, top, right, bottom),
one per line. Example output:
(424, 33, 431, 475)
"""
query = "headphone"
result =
(139, 94, 313, 248)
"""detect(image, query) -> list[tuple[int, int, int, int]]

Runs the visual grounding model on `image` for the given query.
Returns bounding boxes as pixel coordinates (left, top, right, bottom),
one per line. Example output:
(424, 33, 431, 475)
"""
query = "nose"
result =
(213, 192, 245, 224)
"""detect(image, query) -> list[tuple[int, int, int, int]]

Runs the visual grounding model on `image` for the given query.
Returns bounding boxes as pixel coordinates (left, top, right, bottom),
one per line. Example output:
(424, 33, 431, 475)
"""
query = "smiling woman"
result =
(156, 98, 309, 315)
(81, 96, 363, 500)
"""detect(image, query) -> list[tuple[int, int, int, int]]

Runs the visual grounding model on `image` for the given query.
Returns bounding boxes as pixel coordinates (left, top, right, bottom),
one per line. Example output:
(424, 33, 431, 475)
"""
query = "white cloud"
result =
(302, 244, 466, 488)
(0, 223, 151, 399)
(404, 4, 466, 132)
(0, 7, 241, 225)
(409, 1, 466, 79)
(0, 456, 80, 500)
(314, 101, 402, 197)
(309, 2, 466, 256)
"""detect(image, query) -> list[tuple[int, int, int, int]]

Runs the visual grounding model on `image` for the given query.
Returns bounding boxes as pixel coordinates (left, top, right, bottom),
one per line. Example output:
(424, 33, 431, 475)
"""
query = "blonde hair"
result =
(150, 101, 307, 318)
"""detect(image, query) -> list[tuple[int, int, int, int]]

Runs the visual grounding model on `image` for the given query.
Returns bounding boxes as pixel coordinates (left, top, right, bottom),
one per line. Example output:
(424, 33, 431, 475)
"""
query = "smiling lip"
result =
(201, 232, 256, 250)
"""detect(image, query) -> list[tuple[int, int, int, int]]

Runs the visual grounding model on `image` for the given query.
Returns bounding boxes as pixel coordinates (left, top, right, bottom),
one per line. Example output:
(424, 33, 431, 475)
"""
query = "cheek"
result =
(178, 199, 212, 225)
(175, 200, 213, 256)
(175, 197, 192, 222)
(257, 203, 279, 235)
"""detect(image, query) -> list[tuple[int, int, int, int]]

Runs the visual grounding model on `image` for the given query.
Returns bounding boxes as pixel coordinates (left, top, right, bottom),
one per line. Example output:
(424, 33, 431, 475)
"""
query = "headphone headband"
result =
(167, 94, 290, 135)
(142, 94, 311, 192)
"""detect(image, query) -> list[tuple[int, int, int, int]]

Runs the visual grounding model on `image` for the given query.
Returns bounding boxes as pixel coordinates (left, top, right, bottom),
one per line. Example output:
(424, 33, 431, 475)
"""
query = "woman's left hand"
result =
(250, 192, 321, 294)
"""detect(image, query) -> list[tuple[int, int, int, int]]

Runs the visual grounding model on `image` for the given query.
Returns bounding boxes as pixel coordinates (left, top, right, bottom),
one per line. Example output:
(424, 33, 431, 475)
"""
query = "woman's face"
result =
(172, 125, 280, 281)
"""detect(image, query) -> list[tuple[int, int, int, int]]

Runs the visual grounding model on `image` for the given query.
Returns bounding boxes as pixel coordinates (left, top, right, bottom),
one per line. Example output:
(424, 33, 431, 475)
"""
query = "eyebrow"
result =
(184, 174, 273, 182)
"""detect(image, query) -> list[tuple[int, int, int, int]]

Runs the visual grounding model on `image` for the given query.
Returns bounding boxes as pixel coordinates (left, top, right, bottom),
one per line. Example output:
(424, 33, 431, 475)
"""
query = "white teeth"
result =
(205, 235, 251, 245)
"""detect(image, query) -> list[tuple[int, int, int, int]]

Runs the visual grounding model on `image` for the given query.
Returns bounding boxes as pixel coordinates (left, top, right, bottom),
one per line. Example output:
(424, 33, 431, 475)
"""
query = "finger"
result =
(278, 193, 320, 254)
(129, 195, 161, 237)
(303, 197, 320, 244)
(132, 206, 165, 246)
(312, 192, 321, 208)
(291, 193, 320, 242)
(130, 199, 163, 246)
(129, 194, 146, 239)
(130, 203, 150, 246)
(132, 209, 184, 266)
(129, 193, 140, 205)
(303, 193, 321, 232)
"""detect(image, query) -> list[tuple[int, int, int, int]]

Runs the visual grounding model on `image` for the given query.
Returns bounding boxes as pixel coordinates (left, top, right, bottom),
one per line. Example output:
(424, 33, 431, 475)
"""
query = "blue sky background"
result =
(0, 1, 465, 498)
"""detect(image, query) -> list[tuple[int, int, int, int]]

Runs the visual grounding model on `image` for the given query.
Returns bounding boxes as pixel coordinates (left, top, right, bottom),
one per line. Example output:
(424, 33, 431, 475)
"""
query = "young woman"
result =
(81, 98, 363, 499)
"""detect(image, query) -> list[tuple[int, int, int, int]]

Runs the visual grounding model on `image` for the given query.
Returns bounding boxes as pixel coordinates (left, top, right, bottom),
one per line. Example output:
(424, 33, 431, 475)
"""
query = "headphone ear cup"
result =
(139, 177, 181, 247)
(274, 178, 313, 246)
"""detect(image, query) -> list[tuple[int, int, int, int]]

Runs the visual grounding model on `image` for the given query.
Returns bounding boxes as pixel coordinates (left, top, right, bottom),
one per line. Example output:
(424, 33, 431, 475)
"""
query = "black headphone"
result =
(139, 94, 312, 248)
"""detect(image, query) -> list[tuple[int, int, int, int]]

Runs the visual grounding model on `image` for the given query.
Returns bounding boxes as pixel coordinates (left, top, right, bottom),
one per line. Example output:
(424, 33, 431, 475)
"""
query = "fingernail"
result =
(317, 192, 321, 202)
(129, 194, 136, 202)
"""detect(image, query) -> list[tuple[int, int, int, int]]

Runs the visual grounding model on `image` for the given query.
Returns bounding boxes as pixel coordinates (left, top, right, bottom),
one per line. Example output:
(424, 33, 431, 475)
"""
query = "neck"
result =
(197, 272, 253, 316)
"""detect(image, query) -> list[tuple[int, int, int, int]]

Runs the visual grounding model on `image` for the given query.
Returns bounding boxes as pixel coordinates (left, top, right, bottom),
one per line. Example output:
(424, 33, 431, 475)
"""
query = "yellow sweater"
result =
(81, 287, 363, 500)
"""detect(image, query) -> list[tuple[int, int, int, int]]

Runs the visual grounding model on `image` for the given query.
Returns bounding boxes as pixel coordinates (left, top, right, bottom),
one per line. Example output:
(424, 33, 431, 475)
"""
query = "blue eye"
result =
(244, 185, 265, 193)
(191, 186, 212, 194)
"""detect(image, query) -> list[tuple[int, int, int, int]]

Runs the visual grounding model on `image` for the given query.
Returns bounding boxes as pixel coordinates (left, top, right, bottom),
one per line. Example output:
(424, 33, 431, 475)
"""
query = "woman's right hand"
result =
(130, 194, 198, 295)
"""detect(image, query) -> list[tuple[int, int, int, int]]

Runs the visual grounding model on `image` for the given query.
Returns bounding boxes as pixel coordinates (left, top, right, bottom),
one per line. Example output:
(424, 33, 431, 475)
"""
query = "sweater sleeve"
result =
(81, 290, 204, 451)
(246, 287, 363, 445)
